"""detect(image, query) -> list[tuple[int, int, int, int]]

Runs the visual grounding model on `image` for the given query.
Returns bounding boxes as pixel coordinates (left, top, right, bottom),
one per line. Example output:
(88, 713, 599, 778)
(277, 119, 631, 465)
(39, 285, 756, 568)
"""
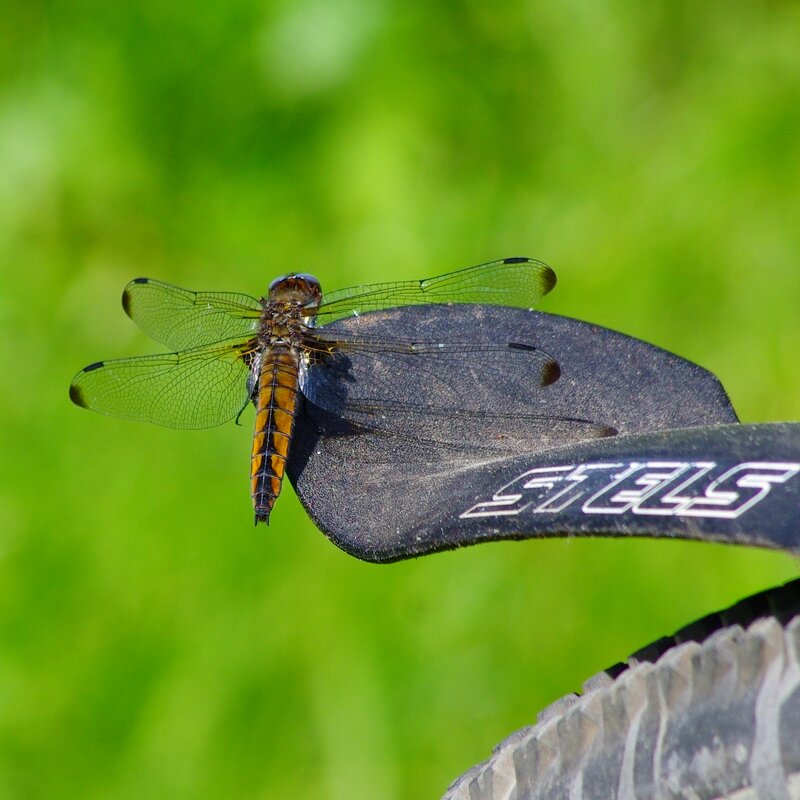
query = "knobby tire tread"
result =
(442, 577, 800, 800)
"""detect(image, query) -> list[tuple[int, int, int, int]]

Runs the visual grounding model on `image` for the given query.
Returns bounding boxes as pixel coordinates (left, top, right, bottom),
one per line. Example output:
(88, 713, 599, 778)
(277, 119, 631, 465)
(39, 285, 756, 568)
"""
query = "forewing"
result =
(302, 330, 559, 422)
(300, 334, 610, 458)
(122, 278, 262, 350)
(69, 340, 254, 429)
(313, 258, 556, 323)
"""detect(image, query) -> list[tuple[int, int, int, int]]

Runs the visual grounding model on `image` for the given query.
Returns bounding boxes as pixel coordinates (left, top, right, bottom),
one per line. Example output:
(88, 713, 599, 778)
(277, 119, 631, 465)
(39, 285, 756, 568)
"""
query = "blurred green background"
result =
(2, 1, 800, 797)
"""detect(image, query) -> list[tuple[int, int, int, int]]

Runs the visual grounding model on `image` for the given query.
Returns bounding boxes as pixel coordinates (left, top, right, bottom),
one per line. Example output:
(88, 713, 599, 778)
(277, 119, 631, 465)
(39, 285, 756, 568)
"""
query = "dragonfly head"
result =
(268, 273, 322, 311)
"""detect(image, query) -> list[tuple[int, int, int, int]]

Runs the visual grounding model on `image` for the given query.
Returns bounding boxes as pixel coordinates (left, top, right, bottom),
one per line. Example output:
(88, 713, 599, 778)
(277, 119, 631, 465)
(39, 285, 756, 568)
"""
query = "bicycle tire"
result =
(443, 578, 800, 800)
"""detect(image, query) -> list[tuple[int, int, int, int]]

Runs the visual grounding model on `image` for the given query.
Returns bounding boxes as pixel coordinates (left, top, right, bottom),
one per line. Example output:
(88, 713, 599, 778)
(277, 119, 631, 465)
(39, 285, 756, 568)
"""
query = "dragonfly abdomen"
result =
(251, 346, 301, 525)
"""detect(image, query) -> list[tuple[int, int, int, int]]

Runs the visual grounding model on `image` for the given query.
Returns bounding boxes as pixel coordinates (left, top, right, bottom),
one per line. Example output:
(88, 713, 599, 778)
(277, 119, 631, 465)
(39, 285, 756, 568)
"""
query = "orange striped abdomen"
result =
(251, 347, 301, 524)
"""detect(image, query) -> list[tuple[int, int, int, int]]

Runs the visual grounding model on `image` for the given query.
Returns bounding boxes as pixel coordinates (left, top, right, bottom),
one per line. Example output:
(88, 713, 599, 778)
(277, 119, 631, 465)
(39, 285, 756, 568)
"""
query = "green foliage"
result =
(1, 1, 798, 797)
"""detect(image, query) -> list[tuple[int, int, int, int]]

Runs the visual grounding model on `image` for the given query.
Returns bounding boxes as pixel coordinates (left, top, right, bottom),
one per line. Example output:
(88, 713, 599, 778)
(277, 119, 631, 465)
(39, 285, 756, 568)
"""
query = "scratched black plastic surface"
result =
(280, 306, 796, 563)
(301, 420, 800, 560)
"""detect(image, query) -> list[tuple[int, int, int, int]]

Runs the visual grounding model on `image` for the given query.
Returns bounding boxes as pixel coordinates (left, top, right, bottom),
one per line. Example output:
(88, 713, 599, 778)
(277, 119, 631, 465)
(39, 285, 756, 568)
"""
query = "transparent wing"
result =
(313, 258, 556, 324)
(69, 340, 254, 429)
(305, 332, 560, 386)
(301, 330, 560, 420)
(122, 278, 263, 350)
(300, 333, 613, 458)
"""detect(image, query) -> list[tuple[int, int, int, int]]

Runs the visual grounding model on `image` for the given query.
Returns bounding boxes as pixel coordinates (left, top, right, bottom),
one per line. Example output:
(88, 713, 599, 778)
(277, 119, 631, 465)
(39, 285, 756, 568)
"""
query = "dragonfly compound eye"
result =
(268, 274, 323, 306)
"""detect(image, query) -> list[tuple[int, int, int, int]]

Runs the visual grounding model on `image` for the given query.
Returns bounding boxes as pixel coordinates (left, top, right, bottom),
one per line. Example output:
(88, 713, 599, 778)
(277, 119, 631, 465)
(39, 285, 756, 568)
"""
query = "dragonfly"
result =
(69, 257, 561, 524)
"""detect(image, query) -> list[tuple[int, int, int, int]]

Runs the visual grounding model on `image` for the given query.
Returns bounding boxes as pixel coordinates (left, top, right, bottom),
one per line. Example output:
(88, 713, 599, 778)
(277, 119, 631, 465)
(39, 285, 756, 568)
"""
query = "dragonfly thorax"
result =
(257, 304, 309, 348)
(257, 274, 324, 345)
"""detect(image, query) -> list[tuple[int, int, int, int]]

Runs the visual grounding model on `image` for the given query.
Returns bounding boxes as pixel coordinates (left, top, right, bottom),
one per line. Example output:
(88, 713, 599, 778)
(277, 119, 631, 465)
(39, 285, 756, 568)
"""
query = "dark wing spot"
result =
(70, 363, 101, 407)
(83, 361, 105, 372)
(541, 265, 557, 294)
(122, 278, 148, 315)
(503, 256, 529, 264)
(507, 343, 560, 386)
(506, 342, 561, 385)
(69, 382, 87, 407)
(540, 359, 561, 386)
